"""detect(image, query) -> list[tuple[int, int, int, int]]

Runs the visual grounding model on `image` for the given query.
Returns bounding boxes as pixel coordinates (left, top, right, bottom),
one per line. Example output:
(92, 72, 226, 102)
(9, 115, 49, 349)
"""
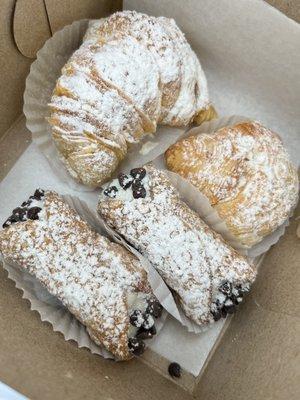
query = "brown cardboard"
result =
(266, 0, 300, 22)
(0, 0, 122, 139)
(13, 0, 51, 58)
(0, 1, 299, 399)
(194, 202, 300, 400)
(0, 0, 32, 138)
(44, 0, 122, 33)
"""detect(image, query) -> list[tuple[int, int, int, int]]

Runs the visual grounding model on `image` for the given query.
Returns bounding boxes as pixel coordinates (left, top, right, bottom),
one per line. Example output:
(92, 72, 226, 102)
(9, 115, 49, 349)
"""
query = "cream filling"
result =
(100, 174, 150, 202)
(127, 292, 152, 338)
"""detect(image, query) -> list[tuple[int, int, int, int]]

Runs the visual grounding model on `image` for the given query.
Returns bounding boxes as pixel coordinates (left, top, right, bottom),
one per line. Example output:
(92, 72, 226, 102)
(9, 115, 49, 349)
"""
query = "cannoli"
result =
(0, 189, 162, 360)
(98, 165, 256, 326)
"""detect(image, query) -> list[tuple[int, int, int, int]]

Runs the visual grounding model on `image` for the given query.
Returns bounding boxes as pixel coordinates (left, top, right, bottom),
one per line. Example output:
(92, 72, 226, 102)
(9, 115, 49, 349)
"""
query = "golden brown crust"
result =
(165, 121, 299, 247)
(193, 104, 218, 125)
(48, 11, 212, 187)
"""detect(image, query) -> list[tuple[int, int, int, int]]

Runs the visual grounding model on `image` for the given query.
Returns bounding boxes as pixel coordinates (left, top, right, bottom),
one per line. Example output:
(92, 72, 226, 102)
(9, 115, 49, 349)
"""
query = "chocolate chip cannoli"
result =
(98, 165, 256, 326)
(0, 189, 162, 360)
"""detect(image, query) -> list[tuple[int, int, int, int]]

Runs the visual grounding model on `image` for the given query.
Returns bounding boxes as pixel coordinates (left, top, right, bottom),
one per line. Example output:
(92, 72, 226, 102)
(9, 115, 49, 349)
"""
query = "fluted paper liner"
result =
(23, 19, 187, 192)
(0, 195, 166, 360)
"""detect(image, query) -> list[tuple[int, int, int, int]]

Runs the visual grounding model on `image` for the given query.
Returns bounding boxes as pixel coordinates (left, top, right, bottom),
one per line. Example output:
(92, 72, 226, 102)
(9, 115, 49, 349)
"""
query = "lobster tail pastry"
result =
(49, 10, 214, 187)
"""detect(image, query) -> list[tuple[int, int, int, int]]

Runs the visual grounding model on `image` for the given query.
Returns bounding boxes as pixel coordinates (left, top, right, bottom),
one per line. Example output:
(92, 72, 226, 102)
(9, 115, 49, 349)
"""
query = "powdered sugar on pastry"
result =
(85, 10, 210, 125)
(165, 121, 299, 247)
(49, 10, 213, 187)
(157, 17, 209, 125)
(81, 36, 161, 129)
(98, 165, 256, 326)
(0, 190, 161, 360)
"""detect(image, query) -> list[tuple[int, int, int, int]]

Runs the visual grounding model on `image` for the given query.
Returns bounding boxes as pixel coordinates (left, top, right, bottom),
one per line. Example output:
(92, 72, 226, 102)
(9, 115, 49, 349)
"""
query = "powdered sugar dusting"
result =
(166, 121, 299, 246)
(83, 37, 161, 128)
(157, 16, 209, 124)
(49, 10, 211, 187)
(85, 10, 210, 125)
(98, 165, 256, 326)
(0, 191, 153, 360)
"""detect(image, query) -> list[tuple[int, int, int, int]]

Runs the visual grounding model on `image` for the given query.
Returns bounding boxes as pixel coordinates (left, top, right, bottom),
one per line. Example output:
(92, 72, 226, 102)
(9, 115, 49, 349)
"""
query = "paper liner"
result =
(153, 115, 294, 258)
(23, 19, 187, 192)
(0, 194, 166, 360)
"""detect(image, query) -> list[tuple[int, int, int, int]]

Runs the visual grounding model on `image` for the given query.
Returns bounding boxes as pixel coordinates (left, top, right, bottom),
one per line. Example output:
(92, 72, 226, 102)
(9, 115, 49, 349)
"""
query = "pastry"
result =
(48, 10, 216, 187)
(98, 165, 256, 326)
(165, 121, 299, 247)
(0, 189, 162, 360)
(84, 11, 215, 126)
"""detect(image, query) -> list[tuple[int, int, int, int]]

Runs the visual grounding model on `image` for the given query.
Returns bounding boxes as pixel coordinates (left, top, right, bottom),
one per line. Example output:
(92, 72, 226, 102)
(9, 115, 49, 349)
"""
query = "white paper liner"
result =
(153, 115, 294, 258)
(0, 194, 166, 360)
(23, 19, 187, 192)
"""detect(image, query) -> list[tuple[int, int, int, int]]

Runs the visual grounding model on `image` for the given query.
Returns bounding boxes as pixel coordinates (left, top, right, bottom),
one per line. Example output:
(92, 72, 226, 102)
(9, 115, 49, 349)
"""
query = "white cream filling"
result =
(127, 292, 152, 338)
(100, 174, 150, 202)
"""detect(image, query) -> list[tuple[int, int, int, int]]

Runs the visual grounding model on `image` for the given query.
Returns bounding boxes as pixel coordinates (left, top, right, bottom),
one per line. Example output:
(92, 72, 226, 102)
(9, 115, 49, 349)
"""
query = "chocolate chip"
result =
(215, 299, 221, 308)
(221, 307, 228, 318)
(132, 179, 142, 190)
(142, 313, 154, 330)
(229, 295, 239, 306)
(129, 310, 144, 328)
(168, 362, 181, 378)
(103, 186, 118, 198)
(2, 216, 18, 228)
(118, 173, 133, 190)
(12, 207, 27, 221)
(136, 325, 156, 340)
(219, 281, 232, 296)
(21, 200, 30, 207)
(33, 189, 45, 200)
(224, 304, 236, 314)
(236, 284, 249, 295)
(128, 337, 145, 356)
(27, 207, 41, 220)
(132, 179, 147, 198)
(211, 309, 222, 321)
(146, 299, 163, 318)
(130, 167, 146, 180)
(132, 185, 146, 199)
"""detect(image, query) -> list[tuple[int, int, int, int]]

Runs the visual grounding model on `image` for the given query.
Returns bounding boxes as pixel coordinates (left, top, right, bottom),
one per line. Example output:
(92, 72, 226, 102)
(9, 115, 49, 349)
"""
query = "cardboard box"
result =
(0, 1, 299, 399)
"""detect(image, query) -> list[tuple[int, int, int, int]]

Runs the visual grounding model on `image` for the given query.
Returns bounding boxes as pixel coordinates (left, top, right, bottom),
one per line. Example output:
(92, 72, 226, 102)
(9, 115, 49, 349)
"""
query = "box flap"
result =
(44, 0, 122, 33)
(0, 0, 122, 139)
(13, 0, 51, 59)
